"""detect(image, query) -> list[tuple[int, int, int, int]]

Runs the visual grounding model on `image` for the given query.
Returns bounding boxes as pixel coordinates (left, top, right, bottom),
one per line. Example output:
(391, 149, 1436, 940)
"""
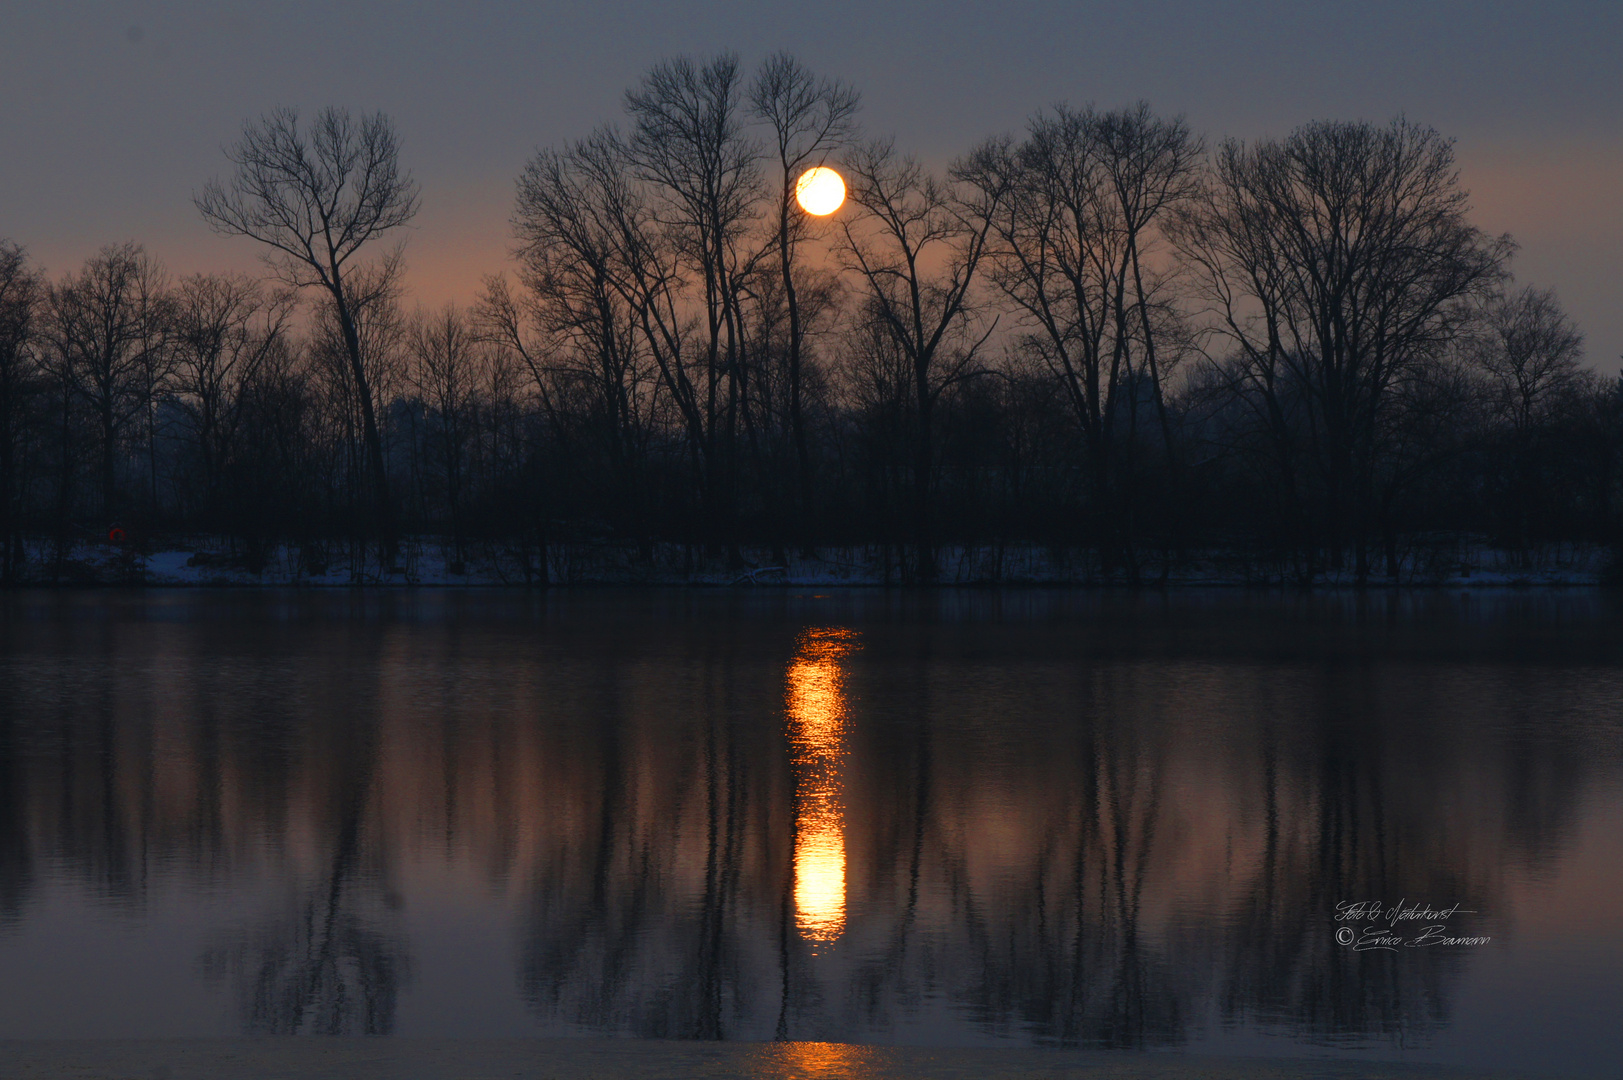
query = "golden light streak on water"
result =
(786, 627, 858, 945)
(762, 1039, 882, 1077)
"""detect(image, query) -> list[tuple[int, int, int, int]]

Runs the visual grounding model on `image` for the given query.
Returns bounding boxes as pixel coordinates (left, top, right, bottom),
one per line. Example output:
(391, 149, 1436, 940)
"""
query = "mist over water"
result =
(0, 589, 1618, 1075)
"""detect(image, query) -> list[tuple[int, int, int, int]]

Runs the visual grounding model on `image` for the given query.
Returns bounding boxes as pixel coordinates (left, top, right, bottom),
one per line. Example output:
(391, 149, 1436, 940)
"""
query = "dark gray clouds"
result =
(4, 1, 1620, 367)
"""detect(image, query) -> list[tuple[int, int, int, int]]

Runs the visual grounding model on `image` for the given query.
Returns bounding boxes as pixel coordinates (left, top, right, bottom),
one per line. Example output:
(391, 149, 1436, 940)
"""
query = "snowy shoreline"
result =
(3, 537, 1613, 588)
(0, 1039, 1527, 1080)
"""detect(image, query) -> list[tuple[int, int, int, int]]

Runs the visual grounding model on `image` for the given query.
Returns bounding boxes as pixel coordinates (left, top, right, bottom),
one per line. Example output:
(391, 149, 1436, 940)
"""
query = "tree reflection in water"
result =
(508, 623, 1557, 1049)
(0, 593, 1613, 1053)
(200, 710, 409, 1035)
(1211, 668, 1502, 1044)
(514, 642, 785, 1039)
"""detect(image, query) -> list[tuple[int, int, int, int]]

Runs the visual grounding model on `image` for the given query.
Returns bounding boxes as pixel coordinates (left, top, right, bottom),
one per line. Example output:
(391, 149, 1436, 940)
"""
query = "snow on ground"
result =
(2, 536, 1613, 587)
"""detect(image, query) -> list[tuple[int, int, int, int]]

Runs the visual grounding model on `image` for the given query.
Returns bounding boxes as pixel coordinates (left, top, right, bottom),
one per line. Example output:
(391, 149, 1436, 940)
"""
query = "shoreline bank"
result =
(0, 1040, 1543, 1080)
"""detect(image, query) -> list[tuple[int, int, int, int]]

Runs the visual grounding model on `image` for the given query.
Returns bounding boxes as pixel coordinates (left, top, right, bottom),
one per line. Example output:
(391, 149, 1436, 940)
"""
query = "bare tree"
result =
(1471, 285, 1586, 438)
(964, 104, 1200, 574)
(505, 131, 663, 536)
(1468, 285, 1587, 559)
(1094, 105, 1203, 465)
(841, 140, 1008, 579)
(306, 257, 407, 566)
(626, 54, 765, 554)
(0, 242, 44, 580)
(44, 243, 171, 523)
(171, 273, 296, 523)
(196, 106, 419, 565)
(1174, 118, 1510, 580)
(406, 304, 485, 562)
(749, 53, 859, 520)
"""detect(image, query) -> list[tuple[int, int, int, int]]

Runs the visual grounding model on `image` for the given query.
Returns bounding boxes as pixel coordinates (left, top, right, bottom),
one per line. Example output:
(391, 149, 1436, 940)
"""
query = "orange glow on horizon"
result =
(786, 626, 858, 944)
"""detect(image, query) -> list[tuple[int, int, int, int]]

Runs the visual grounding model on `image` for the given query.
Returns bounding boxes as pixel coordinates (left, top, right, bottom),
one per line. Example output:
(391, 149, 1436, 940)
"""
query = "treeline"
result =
(1, 52, 1618, 585)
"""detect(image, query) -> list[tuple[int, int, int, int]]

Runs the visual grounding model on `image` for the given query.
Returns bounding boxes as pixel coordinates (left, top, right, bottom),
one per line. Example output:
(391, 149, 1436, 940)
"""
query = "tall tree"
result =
(406, 305, 485, 562)
(171, 273, 296, 526)
(1471, 286, 1586, 440)
(306, 257, 408, 563)
(842, 140, 1009, 579)
(749, 53, 859, 524)
(625, 54, 764, 555)
(45, 243, 171, 524)
(504, 131, 661, 539)
(964, 104, 1200, 574)
(1469, 285, 1587, 557)
(1174, 118, 1510, 580)
(196, 106, 419, 566)
(0, 242, 44, 581)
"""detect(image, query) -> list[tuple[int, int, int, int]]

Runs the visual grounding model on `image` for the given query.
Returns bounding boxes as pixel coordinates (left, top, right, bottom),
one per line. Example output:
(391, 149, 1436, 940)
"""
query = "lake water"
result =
(0, 589, 1619, 1076)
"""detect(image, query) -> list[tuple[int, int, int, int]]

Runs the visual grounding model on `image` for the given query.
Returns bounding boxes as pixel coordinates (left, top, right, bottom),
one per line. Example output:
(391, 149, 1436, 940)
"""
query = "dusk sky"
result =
(4, 1, 1620, 369)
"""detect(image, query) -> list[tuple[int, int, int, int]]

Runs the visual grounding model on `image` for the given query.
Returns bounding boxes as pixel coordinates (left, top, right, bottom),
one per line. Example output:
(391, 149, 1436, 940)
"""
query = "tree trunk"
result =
(913, 362, 935, 582)
(100, 403, 117, 524)
(778, 195, 812, 544)
(332, 285, 395, 569)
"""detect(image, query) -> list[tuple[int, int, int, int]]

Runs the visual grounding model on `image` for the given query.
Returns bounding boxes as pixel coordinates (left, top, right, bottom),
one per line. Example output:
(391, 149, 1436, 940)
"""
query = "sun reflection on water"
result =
(786, 627, 858, 945)
(760, 1040, 883, 1078)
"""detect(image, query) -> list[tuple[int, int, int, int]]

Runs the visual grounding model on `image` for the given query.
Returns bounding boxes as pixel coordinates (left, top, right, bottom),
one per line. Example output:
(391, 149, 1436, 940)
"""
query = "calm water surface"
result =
(0, 589, 1619, 1075)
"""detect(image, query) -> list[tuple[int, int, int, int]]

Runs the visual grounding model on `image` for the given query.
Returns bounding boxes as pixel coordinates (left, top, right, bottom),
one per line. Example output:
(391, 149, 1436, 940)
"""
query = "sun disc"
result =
(795, 166, 846, 216)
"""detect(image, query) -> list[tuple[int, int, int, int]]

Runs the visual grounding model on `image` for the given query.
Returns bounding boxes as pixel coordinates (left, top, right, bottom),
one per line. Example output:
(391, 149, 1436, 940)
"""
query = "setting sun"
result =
(795, 166, 846, 216)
